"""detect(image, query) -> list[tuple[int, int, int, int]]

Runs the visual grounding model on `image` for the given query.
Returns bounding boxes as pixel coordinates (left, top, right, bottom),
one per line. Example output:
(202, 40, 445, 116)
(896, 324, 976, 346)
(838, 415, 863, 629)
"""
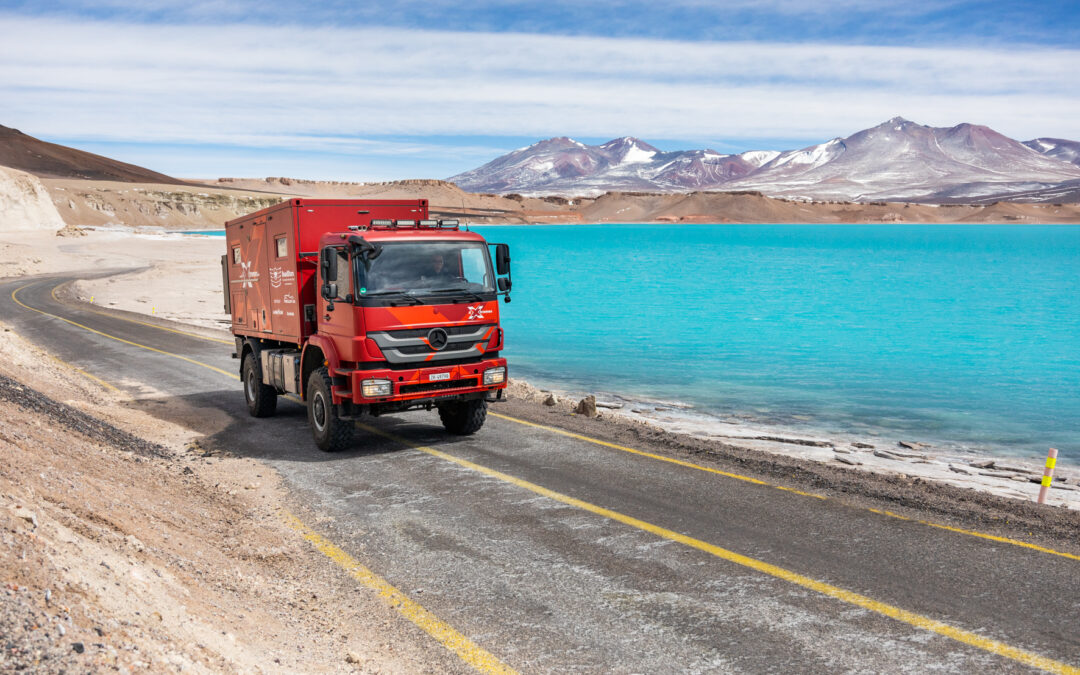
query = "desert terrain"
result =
(80, 176, 1080, 228)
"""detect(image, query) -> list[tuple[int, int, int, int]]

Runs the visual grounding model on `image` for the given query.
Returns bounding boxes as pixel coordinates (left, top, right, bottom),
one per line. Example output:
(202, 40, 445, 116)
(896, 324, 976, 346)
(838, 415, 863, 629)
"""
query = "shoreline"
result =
(4, 227, 1076, 510)
(504, 379, 1079, 511)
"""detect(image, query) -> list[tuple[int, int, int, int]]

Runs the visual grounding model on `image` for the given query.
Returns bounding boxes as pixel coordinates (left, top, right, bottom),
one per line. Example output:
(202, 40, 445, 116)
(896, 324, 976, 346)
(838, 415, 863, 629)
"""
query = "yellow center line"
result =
(282, 511, 518, 675)
(11, 283, 240, 382)
(359, 422, 1079, 675)
(49, 281, 234, 345)
(45, 352, 121, 392)
(490, 412, 1080, 563)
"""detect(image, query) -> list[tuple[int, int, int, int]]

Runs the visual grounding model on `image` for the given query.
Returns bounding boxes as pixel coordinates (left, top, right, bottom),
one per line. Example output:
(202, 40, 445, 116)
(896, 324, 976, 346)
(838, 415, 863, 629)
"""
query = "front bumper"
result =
(332, 357, 508, 406)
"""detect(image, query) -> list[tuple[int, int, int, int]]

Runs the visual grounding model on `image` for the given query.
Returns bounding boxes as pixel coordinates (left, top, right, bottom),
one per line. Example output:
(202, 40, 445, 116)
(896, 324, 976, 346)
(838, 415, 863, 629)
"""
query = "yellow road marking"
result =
(360, 422, 1079, 675)
(11, 283, 240, 382)
(490, 412, 772, 486)
(490, 413, 1080, 563)
(49, 281, 234, 345)
(45, 352, 120, 392)
(282, 510, 518, 674)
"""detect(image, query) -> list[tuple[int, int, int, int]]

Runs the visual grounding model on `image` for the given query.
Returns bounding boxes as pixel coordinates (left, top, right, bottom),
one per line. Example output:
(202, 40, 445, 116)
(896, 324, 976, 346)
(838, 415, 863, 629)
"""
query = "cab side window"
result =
(335, 249, 350, 299)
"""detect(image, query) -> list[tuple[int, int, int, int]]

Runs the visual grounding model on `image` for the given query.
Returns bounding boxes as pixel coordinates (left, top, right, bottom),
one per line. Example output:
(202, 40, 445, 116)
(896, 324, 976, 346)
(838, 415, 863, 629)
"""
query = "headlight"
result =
(483, 367, 506, 385)
(361, 378, 392, 397)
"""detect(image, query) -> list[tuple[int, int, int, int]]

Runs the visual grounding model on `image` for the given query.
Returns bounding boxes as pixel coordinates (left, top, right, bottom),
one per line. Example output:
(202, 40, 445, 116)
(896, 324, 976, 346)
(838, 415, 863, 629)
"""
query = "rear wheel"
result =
(243, 353, 277, 418)
(307, 367, 353, 452)
(438, 399, 488, 435)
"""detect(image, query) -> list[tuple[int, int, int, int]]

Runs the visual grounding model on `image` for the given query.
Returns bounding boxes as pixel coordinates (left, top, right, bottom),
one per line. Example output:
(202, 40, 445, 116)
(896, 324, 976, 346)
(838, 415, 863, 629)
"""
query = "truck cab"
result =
(223, 199, 511, 451)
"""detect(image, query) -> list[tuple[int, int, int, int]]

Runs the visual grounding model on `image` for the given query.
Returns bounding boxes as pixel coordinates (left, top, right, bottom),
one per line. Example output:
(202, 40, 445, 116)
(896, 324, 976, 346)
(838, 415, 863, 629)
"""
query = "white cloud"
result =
(1, 13, 1078, 178)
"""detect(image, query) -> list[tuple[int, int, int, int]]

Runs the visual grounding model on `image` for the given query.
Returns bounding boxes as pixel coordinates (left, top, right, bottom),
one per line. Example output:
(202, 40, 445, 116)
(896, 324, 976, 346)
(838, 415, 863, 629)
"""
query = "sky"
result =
(1, 0, 1078, 181)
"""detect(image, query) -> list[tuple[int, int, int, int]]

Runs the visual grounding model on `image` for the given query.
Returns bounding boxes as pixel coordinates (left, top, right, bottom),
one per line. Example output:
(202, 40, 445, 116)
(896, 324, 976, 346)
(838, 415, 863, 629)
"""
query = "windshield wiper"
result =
(425, 288, 486, 302)
(361, 290, 423, 305)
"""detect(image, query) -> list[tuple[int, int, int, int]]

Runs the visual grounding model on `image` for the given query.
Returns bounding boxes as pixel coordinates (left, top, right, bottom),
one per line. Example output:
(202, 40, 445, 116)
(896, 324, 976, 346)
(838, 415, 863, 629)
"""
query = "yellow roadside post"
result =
(1037, 448, 1058, 505)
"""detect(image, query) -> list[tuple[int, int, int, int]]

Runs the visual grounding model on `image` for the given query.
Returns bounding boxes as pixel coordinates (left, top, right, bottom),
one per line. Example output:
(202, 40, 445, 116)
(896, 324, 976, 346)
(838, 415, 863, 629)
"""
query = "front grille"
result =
(397, 343, 478, 355)
(388, 324, 494, 339)
(399, 378, 478, 395)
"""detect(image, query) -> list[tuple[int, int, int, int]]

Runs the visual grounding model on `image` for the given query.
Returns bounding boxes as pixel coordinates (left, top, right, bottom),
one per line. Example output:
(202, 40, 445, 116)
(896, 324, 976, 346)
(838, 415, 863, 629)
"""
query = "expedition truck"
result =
(222, 198, 512, 451)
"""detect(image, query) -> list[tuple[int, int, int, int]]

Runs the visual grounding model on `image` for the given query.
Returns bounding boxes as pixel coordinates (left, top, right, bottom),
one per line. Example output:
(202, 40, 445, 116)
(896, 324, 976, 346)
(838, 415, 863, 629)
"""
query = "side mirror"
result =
(321, 282, 338, 300)
(497, 277, 512, 292)
(321, 247, 338, 282)
(495, 244, 510, 276)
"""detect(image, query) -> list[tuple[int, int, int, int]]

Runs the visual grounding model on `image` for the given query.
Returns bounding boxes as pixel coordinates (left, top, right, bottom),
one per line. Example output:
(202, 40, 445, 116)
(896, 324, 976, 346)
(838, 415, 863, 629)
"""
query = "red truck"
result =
(222, 198, 511, 451)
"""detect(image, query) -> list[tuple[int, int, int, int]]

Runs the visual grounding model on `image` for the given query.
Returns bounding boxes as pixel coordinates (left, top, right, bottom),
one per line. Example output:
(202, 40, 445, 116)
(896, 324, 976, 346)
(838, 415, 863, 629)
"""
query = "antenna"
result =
(461, 195, 469, 231)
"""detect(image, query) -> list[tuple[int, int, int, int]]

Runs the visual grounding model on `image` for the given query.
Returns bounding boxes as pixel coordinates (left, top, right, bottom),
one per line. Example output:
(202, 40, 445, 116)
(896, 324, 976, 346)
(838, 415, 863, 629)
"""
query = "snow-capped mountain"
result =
(448, 119, 1080, 203)
(449, 136, 758, 194)
(1023, 138, 1080, 167)
(728, 118, 1080, 201)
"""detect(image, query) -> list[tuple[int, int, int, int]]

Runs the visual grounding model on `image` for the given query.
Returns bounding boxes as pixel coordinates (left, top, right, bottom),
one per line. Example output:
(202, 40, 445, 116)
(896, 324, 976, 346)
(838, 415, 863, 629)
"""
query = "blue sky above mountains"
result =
(1, 0, 1077, 180)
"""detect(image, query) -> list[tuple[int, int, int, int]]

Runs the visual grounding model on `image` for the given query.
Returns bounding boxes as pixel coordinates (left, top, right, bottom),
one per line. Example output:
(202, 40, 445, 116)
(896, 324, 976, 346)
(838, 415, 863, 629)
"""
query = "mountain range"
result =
(448, 118, 1080, 204)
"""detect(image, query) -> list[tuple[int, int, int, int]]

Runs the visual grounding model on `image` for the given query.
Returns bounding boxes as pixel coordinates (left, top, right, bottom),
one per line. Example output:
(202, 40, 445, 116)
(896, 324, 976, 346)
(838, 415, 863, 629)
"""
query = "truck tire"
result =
(438, 399, 487, 435)
(307, 367, 353, 452)
(243, 353, 277, 418)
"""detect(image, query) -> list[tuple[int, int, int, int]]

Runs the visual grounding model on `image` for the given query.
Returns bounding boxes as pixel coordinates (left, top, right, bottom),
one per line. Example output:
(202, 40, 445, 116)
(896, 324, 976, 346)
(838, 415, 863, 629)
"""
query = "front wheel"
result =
(438, 399, 488, 435)
(307, 367, 353, 452)
(243, 353, 277, 418)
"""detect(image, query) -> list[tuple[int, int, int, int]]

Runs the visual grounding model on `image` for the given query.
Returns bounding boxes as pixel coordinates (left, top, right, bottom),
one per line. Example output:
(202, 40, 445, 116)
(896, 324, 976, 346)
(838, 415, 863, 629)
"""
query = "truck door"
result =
(319, 246, 354, 343)
(227, 243, 247, 326)
(238, 219, 274, 334)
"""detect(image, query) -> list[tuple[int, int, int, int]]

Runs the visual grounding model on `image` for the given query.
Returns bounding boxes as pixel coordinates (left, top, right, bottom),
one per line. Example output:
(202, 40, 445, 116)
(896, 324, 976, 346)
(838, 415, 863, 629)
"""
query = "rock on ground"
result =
(0, 165, 66, 232)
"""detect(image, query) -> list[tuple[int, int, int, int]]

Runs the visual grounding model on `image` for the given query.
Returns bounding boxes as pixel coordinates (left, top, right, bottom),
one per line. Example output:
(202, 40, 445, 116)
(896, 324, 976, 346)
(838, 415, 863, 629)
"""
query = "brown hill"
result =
(0, 125, 187, 185)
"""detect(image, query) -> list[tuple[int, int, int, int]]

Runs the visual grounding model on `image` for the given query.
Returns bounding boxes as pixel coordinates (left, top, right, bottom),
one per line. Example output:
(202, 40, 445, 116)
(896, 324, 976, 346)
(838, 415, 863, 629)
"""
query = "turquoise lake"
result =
(476, 223, 1079, 462)
(195, 224, 1080, 461)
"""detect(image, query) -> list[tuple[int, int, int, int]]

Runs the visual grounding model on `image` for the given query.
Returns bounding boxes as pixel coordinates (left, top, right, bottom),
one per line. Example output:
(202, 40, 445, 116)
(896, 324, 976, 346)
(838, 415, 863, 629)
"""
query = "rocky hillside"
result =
(0, 125, 187, 185)
(0, 165, 66, 232)
(43, 179, 287, 230)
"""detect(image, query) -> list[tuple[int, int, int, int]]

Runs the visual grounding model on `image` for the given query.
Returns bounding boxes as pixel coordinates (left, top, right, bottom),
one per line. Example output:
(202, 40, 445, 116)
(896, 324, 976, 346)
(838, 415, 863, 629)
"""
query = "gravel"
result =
(0, 373, 168, 458)
(1, 584, 88, 673)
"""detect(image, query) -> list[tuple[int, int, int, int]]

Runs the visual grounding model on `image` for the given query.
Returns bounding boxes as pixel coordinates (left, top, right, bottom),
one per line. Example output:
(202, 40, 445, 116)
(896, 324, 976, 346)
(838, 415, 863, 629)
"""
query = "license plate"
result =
(429, 372, 451, 381)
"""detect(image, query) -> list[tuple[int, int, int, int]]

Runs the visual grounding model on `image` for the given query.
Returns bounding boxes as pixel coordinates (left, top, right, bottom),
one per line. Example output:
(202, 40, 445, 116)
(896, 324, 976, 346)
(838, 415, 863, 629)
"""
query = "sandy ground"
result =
(1, 228, 231, 331)
(3, 227, 1075, 511)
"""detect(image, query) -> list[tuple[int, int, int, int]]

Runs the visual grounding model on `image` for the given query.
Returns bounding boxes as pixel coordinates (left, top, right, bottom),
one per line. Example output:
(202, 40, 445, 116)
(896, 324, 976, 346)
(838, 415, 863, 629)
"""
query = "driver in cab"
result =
(421, 253, 454, 284)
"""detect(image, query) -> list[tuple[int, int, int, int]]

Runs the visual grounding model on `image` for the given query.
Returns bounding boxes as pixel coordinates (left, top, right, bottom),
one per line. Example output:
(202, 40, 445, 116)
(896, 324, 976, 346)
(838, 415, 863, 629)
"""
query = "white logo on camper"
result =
(467, 304, 492, 320)
(240, 261, 260, 289)
(269, 267, 295, 289)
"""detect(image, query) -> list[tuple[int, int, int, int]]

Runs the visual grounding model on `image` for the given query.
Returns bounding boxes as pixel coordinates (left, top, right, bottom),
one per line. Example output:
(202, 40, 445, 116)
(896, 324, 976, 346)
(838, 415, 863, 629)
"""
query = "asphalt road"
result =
(3, 272, 1078, 674)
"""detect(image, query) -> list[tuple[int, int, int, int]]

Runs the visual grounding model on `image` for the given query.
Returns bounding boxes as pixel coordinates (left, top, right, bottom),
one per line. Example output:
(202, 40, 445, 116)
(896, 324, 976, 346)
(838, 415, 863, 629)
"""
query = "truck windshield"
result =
(356, 241, 495, 298)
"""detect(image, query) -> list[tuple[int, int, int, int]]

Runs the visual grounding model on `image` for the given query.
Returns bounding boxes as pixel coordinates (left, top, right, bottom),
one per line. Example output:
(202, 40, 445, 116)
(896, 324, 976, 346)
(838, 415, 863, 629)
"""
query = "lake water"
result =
(476, 223, 1079, 463)
(192, 224, 1080, 462)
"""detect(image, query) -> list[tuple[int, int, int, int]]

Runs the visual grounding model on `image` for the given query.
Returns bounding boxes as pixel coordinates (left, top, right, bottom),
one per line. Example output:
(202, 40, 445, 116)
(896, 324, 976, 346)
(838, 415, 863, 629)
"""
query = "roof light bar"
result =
(418, 219, 438, 228)
(439, 219, 459, 229)
(370, 219, 393, 227)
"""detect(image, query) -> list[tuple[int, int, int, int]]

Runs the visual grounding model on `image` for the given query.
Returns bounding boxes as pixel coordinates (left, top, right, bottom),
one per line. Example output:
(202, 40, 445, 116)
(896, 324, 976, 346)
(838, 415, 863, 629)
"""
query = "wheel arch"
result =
(301, 336, 338, 400)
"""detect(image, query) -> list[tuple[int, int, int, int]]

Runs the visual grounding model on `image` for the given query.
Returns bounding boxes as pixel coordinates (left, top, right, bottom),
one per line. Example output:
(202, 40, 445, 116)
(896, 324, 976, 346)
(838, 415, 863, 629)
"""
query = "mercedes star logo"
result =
(427, 328, 449, 351)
